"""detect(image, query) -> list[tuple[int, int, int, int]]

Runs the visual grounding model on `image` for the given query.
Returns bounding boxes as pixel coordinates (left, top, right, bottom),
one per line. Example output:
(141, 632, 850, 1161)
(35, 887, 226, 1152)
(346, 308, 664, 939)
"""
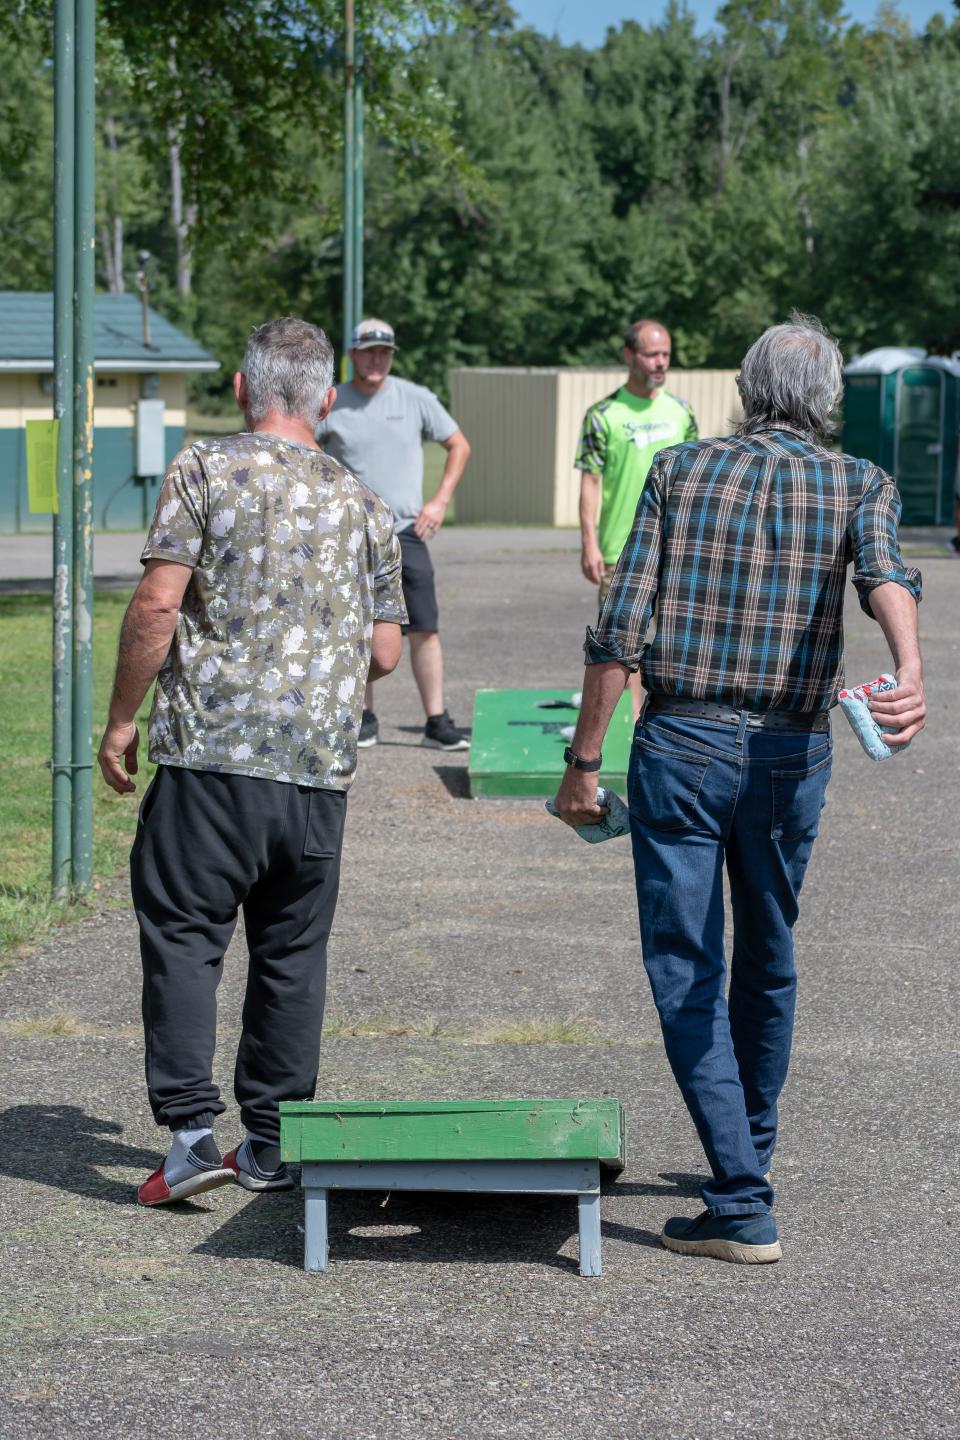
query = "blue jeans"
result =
(627, 710, 832, 1216)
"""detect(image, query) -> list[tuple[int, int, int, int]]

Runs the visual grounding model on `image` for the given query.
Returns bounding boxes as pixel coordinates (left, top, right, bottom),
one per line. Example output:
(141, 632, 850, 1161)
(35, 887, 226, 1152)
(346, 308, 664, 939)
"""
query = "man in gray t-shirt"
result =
(318, 318, 472, 751)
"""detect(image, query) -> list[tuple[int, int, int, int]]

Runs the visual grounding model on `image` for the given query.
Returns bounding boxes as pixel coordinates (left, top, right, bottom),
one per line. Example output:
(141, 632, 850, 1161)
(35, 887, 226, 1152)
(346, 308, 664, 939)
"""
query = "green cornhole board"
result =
(281, 1098, 626, 1277)
(468, 688, 635, 797)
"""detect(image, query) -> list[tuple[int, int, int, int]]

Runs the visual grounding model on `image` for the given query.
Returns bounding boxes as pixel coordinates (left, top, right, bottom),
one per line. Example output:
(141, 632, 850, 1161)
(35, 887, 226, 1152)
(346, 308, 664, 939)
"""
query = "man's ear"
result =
(233, 372, 248, 410)
(317, 386, 337, 426)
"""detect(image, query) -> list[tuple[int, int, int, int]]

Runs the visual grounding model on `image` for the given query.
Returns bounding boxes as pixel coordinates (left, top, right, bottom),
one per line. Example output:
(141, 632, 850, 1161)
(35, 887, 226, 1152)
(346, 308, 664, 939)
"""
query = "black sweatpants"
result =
(130, 765, 346, 1144)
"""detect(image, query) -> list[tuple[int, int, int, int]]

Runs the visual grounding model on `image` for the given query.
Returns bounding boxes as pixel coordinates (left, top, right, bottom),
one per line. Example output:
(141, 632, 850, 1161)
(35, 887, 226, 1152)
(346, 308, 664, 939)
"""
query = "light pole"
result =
(51, 0, 95, 897)
(72, 0, 95, 892)
(342, 0, 364, 380)
(52, 0, 75, 897)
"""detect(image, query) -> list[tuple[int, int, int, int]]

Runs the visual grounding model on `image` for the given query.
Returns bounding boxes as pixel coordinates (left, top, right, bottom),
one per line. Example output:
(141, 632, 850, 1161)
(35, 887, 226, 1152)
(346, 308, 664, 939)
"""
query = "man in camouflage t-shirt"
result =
(98, 317, 406, 1207)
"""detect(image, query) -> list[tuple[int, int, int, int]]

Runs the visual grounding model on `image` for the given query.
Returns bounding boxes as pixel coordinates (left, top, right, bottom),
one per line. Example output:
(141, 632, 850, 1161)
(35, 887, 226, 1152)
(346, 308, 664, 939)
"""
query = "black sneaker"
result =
(357, 709, 379, 747)
(422, 710, 470, 751)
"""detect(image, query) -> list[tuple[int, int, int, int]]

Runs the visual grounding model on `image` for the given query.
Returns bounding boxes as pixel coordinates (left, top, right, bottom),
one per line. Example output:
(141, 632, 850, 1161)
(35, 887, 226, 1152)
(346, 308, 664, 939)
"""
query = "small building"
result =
(0, 292, 219, 534)
(447, 367, 741, 526)
(843, 346, 960, 525)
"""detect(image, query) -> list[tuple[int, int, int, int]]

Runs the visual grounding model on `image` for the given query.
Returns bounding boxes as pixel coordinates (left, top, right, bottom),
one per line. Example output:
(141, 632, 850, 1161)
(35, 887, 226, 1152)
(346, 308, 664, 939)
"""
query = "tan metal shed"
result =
(448, 367, 742, 525)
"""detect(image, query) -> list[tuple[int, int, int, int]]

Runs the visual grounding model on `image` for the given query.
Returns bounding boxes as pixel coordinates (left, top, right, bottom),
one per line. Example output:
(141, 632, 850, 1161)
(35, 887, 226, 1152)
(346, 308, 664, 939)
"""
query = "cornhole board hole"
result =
(280, 1098, 626, 1277)
(468, 688, 635, 797)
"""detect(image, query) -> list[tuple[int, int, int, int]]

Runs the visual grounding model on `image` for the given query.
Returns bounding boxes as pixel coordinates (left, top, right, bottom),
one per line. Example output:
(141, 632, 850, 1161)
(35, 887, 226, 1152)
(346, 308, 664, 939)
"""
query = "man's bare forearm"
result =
(434, 432, 470, 506)
(864, 580, 926, 743)
(368, 620, 402, 681)
(579, 472, 601, 545)
(108, 595, 180, 724)
(867, 580, 921, 672)
(552, 660, 630, 827)
(571, 660, 630, 758)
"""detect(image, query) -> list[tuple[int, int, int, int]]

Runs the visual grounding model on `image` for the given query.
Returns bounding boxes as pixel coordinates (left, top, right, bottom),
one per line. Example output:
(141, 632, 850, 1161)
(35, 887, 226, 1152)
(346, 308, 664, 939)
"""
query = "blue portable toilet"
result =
(842, 346, 960, 525)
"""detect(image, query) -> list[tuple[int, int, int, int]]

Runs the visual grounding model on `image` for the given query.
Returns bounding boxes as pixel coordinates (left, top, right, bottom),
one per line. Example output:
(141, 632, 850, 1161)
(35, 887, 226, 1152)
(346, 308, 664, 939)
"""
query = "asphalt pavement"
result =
(0, 527, 957, 1438)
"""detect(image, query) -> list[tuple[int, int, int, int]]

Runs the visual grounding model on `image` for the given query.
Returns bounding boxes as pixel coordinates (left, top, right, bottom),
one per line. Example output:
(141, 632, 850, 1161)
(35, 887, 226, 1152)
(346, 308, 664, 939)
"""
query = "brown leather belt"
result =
(644, 694, 829, 733)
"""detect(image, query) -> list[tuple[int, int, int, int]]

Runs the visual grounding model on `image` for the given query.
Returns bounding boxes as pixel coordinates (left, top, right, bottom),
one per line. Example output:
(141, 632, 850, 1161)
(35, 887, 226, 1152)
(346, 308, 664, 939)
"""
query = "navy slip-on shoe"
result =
(661, 1210, 782, 1264)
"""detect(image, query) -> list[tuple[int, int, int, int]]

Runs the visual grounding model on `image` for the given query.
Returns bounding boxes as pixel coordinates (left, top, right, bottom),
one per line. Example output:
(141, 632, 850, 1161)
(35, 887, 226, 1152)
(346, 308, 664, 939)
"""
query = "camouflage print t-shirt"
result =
(141, 432, 406, 790)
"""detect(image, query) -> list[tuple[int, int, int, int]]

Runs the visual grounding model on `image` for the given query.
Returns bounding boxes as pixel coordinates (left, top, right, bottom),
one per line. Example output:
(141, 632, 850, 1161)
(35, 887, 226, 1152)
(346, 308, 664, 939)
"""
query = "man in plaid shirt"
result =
(555, 315, 925, 1265)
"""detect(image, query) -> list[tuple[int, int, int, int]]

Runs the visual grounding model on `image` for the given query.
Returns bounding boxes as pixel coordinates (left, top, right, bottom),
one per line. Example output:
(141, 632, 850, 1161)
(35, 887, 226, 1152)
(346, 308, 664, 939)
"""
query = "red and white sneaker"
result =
(137, 1139, 235, 1206)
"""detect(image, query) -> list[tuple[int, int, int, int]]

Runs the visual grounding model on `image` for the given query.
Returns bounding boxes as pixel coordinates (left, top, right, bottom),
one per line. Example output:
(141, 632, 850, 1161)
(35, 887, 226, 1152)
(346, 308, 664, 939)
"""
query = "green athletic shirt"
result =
(576, 387, 698, 564)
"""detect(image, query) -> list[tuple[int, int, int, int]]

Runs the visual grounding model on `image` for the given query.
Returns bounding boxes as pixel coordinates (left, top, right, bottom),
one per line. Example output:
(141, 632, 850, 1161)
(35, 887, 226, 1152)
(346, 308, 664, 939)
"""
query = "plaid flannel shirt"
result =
(585, 427, 922, 714)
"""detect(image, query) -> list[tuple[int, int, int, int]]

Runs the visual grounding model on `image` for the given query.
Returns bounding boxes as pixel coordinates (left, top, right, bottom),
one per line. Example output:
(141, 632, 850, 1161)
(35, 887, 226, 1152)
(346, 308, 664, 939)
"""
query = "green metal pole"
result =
(52, 0, 75, 898)
(71, 0, 95, 893)
(353, 13, 364, 331)
(342, 0, 355, 381)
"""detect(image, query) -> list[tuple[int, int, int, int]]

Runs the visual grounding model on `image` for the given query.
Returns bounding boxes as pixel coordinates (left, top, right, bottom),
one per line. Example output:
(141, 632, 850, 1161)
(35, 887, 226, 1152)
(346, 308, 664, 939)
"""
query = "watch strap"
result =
(563, 745, 602, 773)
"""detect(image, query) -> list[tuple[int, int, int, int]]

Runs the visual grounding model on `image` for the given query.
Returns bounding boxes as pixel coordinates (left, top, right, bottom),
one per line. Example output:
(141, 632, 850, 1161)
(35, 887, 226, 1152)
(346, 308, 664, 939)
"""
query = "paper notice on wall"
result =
(26, 419, 60, 514)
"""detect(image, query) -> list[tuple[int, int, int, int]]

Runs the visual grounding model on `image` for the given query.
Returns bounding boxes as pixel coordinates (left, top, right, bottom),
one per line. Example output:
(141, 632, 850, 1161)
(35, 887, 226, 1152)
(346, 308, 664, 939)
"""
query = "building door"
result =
(894, 367, 945, 525)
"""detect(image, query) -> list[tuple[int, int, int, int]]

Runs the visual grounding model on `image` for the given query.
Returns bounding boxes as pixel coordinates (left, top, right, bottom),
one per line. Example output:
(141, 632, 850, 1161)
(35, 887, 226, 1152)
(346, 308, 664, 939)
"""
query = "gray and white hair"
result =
(736, 313, 843, 440)
(241, 316, 335, 425)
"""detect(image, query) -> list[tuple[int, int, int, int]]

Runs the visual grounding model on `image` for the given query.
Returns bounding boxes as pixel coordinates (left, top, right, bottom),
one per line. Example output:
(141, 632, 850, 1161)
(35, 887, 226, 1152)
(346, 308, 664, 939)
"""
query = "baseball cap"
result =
(351, 318, 396, 350)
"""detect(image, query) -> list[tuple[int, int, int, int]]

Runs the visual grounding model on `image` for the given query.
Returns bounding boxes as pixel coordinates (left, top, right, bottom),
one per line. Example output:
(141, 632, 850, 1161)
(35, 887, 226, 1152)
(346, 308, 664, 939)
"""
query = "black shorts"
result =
(398, 528, 439, 634)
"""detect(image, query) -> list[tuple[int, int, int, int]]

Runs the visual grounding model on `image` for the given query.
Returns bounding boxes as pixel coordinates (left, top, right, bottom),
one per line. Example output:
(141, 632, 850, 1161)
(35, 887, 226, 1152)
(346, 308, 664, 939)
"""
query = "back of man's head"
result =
(242, 317, 334, 425)
(737, 313, 843, 441)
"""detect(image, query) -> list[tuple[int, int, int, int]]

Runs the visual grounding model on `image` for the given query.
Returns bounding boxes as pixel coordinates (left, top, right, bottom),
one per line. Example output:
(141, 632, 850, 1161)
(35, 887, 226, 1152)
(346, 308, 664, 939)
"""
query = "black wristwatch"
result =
(563, 745, 602, 773)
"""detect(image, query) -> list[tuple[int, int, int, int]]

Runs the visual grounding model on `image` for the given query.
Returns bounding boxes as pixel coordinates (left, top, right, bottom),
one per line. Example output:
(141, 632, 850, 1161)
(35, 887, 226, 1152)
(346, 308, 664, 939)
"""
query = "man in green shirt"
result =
(576, 319, 698, 714)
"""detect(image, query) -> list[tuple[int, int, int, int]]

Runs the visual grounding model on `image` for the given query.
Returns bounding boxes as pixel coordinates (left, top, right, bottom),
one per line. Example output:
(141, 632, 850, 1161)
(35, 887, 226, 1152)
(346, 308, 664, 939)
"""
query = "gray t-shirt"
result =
(318, 376, 457, 531)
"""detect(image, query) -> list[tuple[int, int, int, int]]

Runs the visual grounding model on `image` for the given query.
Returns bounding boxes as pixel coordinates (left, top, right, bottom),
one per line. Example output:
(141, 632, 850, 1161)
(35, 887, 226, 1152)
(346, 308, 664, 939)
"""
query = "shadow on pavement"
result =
(0, 1103, 162, 1207)
(601, 1171, 702, 1198)
(197, 1187, 588, 1274)
(596, 1171, 703, 1251)
(600, 1221, 663, 1251)
(432, 765, 471, 799)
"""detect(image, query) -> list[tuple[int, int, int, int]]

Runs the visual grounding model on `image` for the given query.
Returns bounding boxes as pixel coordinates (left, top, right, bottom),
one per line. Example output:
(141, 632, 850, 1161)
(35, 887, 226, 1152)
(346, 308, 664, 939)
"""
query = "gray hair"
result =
(737, 313, 843, 440)
(241, 316, 335, 425)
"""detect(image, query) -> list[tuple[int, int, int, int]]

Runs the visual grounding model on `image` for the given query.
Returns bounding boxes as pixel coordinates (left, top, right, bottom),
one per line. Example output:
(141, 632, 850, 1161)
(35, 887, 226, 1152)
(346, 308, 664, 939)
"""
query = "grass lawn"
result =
(0, 590, 151, 957)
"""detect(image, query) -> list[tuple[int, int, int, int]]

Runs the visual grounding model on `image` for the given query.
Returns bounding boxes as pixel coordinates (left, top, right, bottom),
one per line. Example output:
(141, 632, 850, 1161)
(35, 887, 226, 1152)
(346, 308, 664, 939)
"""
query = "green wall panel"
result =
(0, 423, 186, 534)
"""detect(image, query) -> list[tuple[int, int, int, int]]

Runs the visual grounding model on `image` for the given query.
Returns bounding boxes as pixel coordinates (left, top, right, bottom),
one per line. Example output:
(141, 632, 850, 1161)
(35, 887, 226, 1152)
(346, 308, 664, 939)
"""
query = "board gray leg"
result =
(578, 1190, 602, 1277)
(304, 1187, 329, 1272)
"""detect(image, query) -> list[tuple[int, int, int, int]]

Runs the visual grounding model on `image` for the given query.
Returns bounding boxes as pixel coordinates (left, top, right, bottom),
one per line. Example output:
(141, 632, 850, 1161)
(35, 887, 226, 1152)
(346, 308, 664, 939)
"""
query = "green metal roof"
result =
(0, 292, 219, 372)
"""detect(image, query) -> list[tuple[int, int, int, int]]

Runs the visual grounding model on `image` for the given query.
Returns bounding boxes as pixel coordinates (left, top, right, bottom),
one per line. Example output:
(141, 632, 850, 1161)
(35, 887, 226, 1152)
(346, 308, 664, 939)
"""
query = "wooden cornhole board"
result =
(468, 688, 635, 797)
(280, 1098, 626, 1277)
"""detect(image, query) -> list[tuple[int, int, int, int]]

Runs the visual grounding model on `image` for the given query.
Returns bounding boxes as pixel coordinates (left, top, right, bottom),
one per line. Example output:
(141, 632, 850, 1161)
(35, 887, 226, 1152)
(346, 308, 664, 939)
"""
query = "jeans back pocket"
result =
(771, 752, 832, 842)
(629, 737, 710, 832)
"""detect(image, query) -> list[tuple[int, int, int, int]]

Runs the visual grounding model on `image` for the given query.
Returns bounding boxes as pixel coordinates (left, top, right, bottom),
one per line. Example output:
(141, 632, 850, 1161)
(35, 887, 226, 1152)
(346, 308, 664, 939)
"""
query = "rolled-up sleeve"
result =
(584, 456, 665, 670)
(849, 464, 922, 617)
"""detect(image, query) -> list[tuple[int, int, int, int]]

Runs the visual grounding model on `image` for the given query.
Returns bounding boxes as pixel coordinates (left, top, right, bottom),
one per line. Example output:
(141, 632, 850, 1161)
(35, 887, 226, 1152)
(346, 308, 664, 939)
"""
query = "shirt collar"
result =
(750, 422, 813, 440)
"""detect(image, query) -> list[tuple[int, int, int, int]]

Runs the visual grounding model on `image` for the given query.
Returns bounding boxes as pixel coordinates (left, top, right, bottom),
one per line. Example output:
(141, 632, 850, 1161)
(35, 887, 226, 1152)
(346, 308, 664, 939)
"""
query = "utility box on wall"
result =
(135, 398, 167, 477)
(448, 367, 742, 526)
